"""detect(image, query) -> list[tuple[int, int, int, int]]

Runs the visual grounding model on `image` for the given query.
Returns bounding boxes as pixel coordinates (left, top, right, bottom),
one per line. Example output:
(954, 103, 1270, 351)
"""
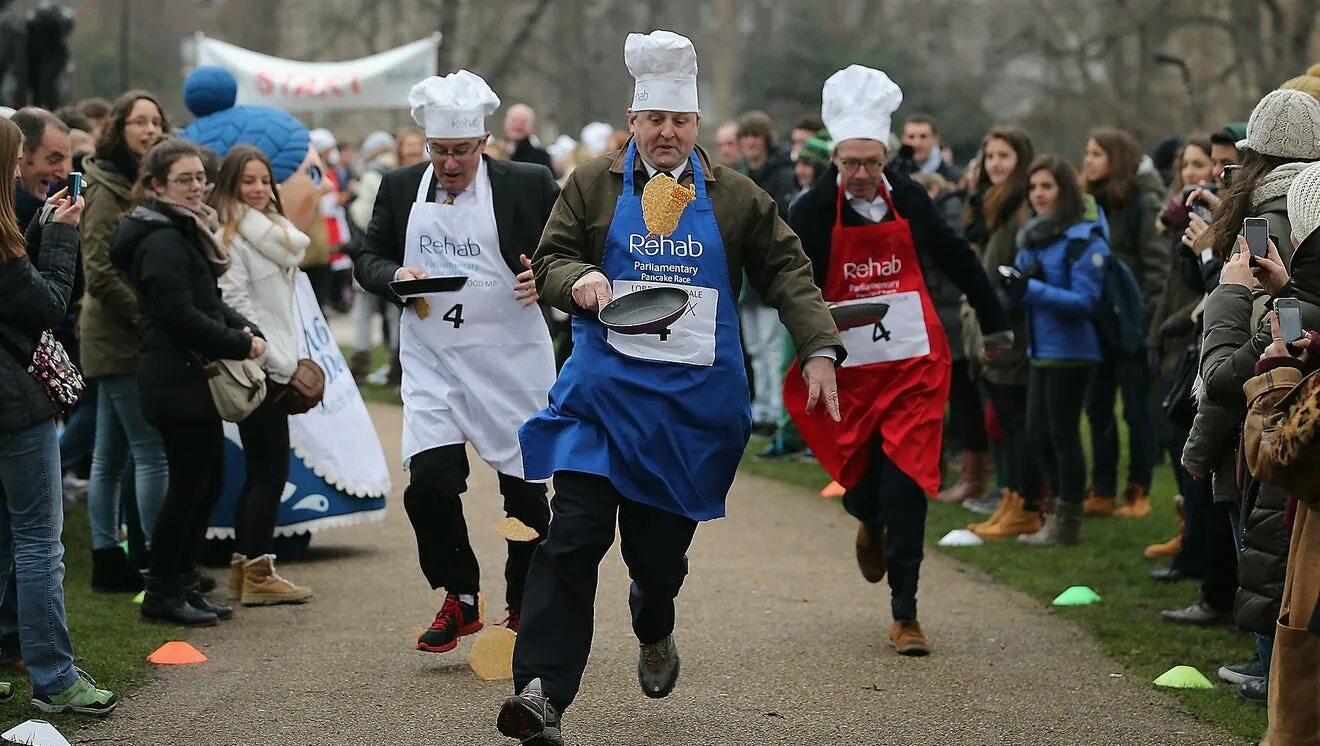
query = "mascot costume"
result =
(181, 66, 390, 556)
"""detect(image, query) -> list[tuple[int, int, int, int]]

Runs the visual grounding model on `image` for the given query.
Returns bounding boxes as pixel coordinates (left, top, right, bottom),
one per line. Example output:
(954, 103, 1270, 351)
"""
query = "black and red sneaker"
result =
(417, 593, 483, 653)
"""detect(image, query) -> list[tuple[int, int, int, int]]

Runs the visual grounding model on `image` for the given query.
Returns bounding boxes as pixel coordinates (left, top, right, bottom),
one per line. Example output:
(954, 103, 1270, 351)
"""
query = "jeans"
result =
(1028, 366, 1093, 504)
(57, 379, 97, 472)
(739, 301, 783, 424)
(985, 382, 1041, 508)
(235, 385, 291, 558)
(150, 420, 225, 577)
(87, 375, 168, 551)
(0, 420, 78, 695)
(1085, 351, 1156, 494)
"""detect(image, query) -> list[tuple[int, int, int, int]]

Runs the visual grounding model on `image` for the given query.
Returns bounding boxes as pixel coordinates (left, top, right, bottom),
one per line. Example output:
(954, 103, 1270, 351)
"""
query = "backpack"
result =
(1064, 233, 1145, 356)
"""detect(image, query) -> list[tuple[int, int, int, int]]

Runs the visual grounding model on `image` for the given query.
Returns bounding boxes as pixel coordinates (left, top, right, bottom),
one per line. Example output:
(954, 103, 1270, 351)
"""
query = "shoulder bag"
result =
(0, 329, 85, 418)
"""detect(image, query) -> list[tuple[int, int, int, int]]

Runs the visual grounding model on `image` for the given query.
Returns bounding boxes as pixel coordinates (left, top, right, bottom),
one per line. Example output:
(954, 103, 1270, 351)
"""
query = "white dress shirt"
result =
(838, 173, 893, 223)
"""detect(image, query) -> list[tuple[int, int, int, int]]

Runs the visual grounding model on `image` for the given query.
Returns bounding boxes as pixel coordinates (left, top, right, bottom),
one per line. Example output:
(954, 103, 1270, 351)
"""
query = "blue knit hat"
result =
(180, 66, 311, 182)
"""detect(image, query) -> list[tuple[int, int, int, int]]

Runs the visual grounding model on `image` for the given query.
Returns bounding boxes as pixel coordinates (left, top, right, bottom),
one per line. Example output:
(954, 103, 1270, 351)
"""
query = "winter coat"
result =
(217, 207, 309, 384)
(0, 221, 78, 432)
(969, 189, 1028, 385)
(1013, 200, 1109, 364)
(109, 202, 257, 426)
(77, 154, 140, 379)
(1147, 234, 1206, 382)
(1092, 173, 1168, 326)
(746, 145, 799, 218)
(790, 163, 1009, 341)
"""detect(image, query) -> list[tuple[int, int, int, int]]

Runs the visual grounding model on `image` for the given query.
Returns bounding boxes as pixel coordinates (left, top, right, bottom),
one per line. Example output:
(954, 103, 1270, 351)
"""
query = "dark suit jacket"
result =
(510, 139, 554, 173)
(354, 156, 561, 302)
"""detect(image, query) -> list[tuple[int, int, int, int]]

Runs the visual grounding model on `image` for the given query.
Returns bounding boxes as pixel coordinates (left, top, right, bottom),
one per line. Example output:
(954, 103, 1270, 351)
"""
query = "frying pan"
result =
(829, 301, 889, 331)
(598, 286, 691, 335)
(389, 276, 468, 296)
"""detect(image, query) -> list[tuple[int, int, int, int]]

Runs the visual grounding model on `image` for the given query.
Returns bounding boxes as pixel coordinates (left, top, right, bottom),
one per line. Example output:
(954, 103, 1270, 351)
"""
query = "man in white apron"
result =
(354, 70, 561, 655)
(497, 31, 843, 746)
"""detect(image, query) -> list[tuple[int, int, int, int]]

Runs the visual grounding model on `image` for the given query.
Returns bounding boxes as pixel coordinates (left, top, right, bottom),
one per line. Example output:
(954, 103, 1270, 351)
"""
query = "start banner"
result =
(194, 33, 441, 112)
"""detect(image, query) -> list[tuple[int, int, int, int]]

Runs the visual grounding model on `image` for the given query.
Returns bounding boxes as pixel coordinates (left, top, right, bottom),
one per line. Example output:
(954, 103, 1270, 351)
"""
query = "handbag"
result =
(1162, 341, 1199, 430)
(0, 329, 84, 417)
(204, 357, 267, 423)
(276, 358, 325, 415)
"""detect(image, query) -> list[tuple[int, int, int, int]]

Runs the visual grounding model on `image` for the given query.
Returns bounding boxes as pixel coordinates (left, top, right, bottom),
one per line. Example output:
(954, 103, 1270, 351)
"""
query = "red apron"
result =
(785, 180, 951, 496)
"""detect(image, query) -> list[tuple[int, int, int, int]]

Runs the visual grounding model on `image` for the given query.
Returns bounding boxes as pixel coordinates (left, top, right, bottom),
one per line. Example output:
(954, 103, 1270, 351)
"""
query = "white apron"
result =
(399, 161, 556, 477)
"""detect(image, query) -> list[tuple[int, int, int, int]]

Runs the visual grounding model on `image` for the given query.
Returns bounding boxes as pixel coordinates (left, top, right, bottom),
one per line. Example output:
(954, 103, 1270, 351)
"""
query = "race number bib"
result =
(838, 291, 929, 367)
(606, 280, 717, 366)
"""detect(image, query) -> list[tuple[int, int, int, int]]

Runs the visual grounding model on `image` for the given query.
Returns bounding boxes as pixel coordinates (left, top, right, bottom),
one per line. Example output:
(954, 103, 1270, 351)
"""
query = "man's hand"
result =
(514, 254, 539, 307)
(572, 271, 613, 312)
(1184, 187, 1222, 213)
(394, 266, 428, 282)
(802, 356, 841, 422)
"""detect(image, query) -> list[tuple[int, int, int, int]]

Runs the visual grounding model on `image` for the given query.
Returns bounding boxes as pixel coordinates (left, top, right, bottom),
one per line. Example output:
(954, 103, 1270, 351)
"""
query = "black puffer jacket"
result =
(1235, 473, 1290, 634)
(108, 202, 256, 426)
(0, 221, 78, 432)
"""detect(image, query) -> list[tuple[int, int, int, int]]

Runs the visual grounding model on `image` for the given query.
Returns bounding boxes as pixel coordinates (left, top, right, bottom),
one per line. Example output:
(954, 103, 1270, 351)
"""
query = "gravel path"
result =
(80, 402, 1240, 745)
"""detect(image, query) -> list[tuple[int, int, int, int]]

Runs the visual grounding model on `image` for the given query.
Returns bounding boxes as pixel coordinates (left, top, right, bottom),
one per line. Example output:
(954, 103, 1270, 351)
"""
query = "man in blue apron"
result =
(354, 71, 561, 655)
(496, 31, 844, 746)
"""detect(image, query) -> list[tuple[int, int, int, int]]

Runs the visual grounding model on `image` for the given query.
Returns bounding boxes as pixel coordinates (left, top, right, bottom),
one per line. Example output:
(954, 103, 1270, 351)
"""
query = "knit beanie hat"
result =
(1281, 64, 1320, 102)
(1286, 161, 1320, 243)
(1240, 89, 1320, 159)
(796, 130, 832, 169)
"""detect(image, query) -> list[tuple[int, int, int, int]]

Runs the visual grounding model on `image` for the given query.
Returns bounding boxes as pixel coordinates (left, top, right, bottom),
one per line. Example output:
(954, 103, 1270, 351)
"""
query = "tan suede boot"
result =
(228, 553, 246, 602)
(973, 495, 1042, 539)
(1113, 483, 1152, 518)
(968, 489, 1015, 533)
(241, 554, 313, 606)
(1082, 489, 1117, 516)
(936, 451, 988, 504)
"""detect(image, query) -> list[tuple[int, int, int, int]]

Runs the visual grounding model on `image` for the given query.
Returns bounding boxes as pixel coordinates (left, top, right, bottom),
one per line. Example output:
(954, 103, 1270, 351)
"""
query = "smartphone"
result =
(1242, 217, 1270, 260)
(1278, 297, 1304, 343)
(66, 172, 82, 200)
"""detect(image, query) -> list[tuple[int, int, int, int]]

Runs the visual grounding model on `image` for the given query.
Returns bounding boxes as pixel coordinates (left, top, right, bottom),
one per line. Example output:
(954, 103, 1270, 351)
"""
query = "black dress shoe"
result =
(1160, 600, 1232, 627)
(1238, 677, 1267, 705)
(498, 678, 563, 745)
(638, 634, 680, 699)
(1149, 567, 1190, 583)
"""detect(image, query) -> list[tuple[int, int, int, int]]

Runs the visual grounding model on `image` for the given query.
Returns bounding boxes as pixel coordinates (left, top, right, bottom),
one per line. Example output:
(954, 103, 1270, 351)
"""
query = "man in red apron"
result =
(786, 65, 1011, 656)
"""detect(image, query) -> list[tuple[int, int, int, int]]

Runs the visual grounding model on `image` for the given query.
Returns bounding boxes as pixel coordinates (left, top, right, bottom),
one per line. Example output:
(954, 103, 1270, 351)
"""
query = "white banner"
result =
(195, 33, 441, 112)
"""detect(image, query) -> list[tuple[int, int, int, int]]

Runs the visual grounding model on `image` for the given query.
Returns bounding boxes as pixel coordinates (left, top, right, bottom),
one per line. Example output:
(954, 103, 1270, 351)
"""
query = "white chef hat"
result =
(580, 122, 614, 156)
(548, 135, 578, 161)
(625, 30, 699, 113)
(821, 65, 904, 147)
(409, 70, 502, 139)
(309, 128, 337, 153)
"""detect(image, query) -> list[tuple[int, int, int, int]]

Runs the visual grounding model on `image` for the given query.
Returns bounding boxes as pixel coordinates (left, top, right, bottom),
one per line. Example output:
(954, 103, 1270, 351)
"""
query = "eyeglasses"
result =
(425, 140, 483, 159)
(126, 117, 164, 130)
(168, 173, 208, 187)
(837, 158, 885, 176)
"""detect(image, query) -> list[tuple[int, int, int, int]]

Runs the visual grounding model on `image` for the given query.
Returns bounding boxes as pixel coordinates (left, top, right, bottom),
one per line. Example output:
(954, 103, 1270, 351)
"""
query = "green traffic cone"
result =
(1051, 586, 1101, 606)
(1153, 665, 1214, 689)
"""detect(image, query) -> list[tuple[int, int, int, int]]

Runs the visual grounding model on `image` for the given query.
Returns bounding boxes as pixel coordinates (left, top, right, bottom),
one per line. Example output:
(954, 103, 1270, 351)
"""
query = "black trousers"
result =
(150, 420, 226, 577)
(1027, 366, 1092, 505)
(947, 360, 989, 453)
(513, 471, 698, 712)
(1202, 499, 1239, 612)
(234, 384, 290, 558)
(842, 438, 927, 622)
(404, 445, 548, 611)
(1085, 351, 1156, 494)
(984, 381, 1041, 509)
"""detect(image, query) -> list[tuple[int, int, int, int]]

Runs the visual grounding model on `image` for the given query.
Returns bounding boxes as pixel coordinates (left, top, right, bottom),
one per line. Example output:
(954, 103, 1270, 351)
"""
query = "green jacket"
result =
(533, 143, 841, 361)
(78, 155, 139, 379)
(978, 210, 1028, 386)
(1099, 183, 1168, 327)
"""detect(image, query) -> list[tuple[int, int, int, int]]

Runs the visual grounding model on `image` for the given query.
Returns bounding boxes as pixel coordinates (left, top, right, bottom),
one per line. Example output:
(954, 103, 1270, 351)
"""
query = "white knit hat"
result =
(1240, 89, 1320, 159)
(1287, 161, 1320, 243)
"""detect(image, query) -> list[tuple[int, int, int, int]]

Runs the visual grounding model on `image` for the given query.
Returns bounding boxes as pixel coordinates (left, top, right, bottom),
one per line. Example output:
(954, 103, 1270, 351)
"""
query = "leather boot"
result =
(184, 572, 233, 620)
(1019, 502, 1083, 547)
(968, 489, 1015, 533)
(140, 575, 218, 627)
(228, 553, 246, 602)
(1082, 489, 1117, 516)
(242, 554, 313, 606)
(973, 493, 1042, 539)
(936, 451, 988, 504)
(1114, 483, 1152, 518)
(91, 547, 143, 594)
(1144, 522, 1184, 559)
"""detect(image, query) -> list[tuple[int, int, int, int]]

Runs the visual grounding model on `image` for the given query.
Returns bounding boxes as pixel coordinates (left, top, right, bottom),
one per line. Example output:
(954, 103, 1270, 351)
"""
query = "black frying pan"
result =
(829, 301, 889, 330)
(599, 286, 690, 335)
(390, 276, 468, 296)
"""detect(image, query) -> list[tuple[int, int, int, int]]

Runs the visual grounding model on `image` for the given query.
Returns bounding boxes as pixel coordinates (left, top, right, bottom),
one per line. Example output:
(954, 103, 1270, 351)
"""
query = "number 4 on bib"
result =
(443, 303, 465, 329)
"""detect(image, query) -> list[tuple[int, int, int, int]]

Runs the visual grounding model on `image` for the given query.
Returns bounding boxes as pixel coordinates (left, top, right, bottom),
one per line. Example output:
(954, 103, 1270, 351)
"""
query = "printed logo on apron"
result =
(399, 160, 556, 477)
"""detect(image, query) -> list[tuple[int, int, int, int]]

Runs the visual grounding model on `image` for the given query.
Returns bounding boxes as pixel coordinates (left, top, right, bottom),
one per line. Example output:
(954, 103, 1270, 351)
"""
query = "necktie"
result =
(442, 192, 458, 205)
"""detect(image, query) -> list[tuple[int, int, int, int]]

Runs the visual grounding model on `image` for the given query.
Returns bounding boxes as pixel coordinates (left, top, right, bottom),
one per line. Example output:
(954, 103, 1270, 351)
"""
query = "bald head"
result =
(504, 103, 536, 143)
(715, 121, 740, 168)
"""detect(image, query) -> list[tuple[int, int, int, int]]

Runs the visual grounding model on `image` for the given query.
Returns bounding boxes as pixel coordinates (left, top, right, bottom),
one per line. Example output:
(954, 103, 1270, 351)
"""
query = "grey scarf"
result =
(1251, 161, 1313, 210)
(154, 196, 231, 274)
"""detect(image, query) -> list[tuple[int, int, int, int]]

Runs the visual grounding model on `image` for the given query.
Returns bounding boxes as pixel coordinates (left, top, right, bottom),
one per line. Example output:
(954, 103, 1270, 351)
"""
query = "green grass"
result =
(0, 505, 177, 734)
(740, 437, 1268, 744)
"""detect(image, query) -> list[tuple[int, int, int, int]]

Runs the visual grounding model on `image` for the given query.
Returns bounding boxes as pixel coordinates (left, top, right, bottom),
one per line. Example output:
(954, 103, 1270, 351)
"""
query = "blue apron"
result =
(520, 144, 750, 521)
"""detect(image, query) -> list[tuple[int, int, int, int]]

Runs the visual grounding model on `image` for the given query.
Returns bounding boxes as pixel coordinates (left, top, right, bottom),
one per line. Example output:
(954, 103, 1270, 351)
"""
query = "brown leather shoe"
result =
(1082, 491, 1117, 516)
(889, 620, 931, 656)
(855, 524, 886, 583)
(1144, 526, 1183, 559)
(1114, 483, 1152, 518)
